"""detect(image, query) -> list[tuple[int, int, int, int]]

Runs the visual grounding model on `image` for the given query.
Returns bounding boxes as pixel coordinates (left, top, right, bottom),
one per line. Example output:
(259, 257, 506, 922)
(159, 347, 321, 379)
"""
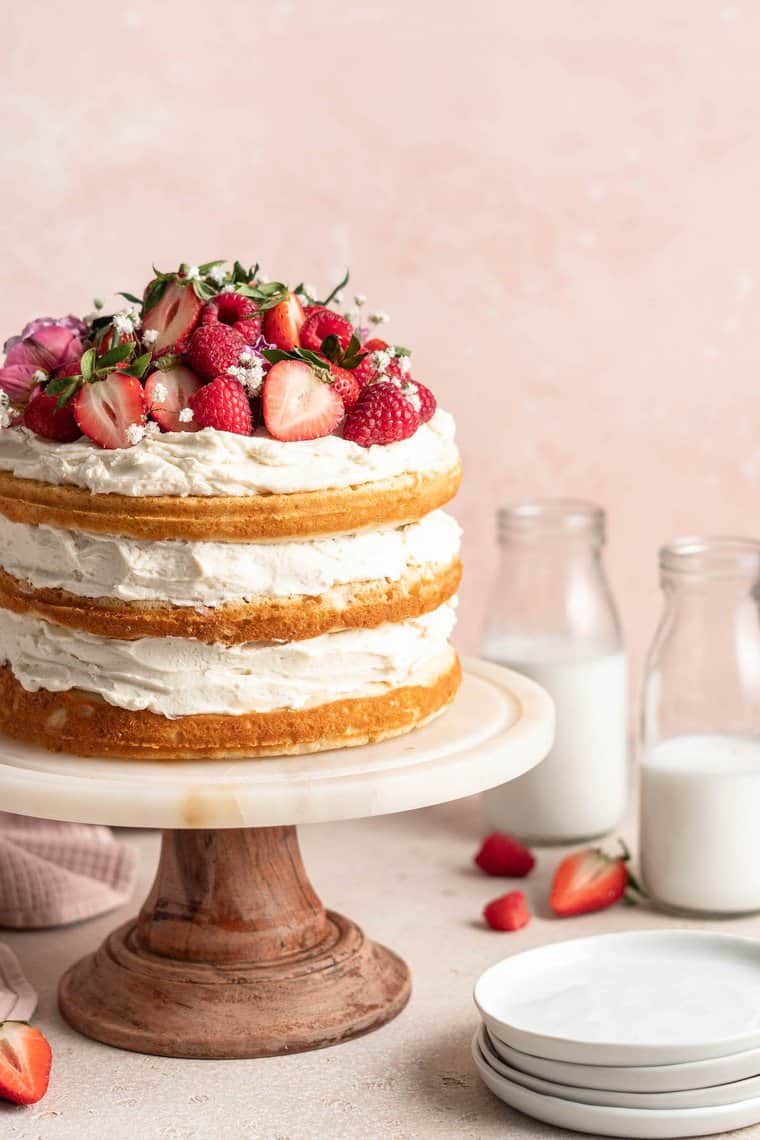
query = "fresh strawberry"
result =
(0, 1021, 52, 1105)
(327, 363, 361, 408)
(550, 845, 630, 917)
(74, 371, 146, 450)
(201, 294, 262, 342)
(362, 337, 390, 354)
(145, 365, 202, 433)
(299, 307, 353, 353)
(188, 376, 253, 435)
(483, 891, 531, 932)
(262, 291, 306, 350)
(415, 381, 436, 423)
(23, 389, 81, 442)
(186, 324, 247, 381)
(262, 360, 344, 442)
(142, 279, 202, 354)
(475, 833, 535, 878)
(342, 380, 420, 446)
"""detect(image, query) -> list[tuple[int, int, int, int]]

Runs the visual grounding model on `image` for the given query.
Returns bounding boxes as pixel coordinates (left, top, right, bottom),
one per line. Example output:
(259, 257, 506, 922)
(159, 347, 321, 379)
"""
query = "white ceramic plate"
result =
(472, 1034, 760, 1139)
(477, 1027, 760, 1110)
(474, 931, 760, 1065)
(488, 1031, 760, 1094)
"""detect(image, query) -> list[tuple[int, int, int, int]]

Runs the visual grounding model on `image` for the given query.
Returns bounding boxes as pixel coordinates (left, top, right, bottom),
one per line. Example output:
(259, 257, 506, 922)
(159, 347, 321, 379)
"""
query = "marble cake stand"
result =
(0, 658, 553, 1060)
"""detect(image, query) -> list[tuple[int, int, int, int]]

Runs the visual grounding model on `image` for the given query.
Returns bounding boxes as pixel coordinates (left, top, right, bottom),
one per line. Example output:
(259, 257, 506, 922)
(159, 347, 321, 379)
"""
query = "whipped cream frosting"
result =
(0, 410, 458, 498)
(0, 511, 461, 605)
(0, 603, 457, 717)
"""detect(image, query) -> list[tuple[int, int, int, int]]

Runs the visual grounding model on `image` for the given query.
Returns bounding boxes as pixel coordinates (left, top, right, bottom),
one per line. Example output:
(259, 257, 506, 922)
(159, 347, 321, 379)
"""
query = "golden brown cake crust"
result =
(0, 462, 462, 541)
(0, 652, 461, 760)
(0, 560, 461, 643)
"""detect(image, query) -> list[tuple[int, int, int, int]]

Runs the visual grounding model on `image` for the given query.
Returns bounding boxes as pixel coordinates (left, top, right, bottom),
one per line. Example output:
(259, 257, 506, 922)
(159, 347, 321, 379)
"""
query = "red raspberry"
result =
(474, 833, 535, 878)
(188, 376, 253, 435)
(23, 389, 81, 442)
(483, 891, 531, 932)
(201, 293, 262, 342)
(327, 363, 361, 408)
(342, 381, 420, 447)
(186, 324, 247, 381)
(353, 342, 405, 388)
(299, 307, 354, 352)
(414, 381, 437, 423)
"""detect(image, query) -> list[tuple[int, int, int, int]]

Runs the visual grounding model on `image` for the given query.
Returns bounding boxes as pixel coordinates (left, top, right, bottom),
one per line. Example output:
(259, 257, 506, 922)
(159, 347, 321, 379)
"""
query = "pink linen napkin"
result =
(0, 814, 137, 929)
(0, 942, 36, 1020)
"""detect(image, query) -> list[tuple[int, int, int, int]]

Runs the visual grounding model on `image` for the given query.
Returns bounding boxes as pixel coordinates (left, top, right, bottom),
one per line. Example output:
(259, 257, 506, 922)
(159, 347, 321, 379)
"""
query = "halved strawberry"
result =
(550, 845, 630, 917)
(262, 291, 306, 350)
(0, 1021, 52, 1105)
(262, 360, 344, 442)
(142, 279, 202, 354)
(145, 365, 202, 433)
(74, 371, 147, 450)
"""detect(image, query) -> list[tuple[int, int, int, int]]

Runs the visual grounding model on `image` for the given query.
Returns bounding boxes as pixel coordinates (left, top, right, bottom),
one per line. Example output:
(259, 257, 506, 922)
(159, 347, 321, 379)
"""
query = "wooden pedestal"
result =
(58, 826, 411, 1059)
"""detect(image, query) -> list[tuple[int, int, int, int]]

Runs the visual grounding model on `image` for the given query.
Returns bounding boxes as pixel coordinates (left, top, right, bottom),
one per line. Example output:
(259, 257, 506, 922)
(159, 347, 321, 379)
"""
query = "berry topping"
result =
(188, 375, 253, 435)
(262, 291, 306, 350)
(483, 891, 531, 932)
(415, 381, 437, 423)
(201, 293, 262, 342)
(73, 371, 147, 450)
(327, 363, 361, 408)
(23, 389, 81, 442)
(342, 380, 420, 447)
(0, 1022, 52, 1105)
(299, 307, 353, 353)
(550, 844, 631, 917)
(142, 279, 202, 355)
(474, 833, 536, 878)
(145, 365, 202, 433)
(186, 323, 248, 381)
(262, 360, 344, 442)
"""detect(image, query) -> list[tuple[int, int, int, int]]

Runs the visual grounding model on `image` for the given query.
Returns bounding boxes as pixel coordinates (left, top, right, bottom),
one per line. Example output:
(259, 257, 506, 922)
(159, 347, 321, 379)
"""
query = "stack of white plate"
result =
(472, 931, 760, 1138)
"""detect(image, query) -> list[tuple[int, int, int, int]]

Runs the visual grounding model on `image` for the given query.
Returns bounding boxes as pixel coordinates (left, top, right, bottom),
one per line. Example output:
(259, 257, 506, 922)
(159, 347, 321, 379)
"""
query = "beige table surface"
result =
(3, 794, 760, 1140)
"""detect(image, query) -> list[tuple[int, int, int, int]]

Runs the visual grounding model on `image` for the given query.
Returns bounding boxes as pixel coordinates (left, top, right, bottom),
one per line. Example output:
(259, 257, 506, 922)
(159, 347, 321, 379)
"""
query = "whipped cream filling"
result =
(0, 410, 458, 497)
(0, 602, 457, 717)
(0, 511, 462, 605)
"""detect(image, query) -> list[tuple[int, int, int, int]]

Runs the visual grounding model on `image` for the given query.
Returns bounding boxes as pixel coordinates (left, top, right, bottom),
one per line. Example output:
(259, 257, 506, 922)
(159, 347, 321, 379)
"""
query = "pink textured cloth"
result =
(0, 814, 137, 929)
(0, 942, 36, 1020)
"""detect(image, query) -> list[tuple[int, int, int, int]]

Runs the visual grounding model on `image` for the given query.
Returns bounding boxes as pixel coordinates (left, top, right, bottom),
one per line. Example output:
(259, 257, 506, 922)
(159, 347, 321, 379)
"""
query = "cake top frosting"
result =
(0, 261, 448, 467)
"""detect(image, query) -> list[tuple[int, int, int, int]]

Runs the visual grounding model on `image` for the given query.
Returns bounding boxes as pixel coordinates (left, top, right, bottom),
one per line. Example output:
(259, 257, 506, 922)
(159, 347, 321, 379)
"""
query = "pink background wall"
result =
(3, 1, 759, 679)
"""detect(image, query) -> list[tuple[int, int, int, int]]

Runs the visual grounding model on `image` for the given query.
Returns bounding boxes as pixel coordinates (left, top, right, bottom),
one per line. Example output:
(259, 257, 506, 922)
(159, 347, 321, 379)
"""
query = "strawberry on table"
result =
(550, 844, 631, 917)
(188, 376, 253, 436)
(262, 291, 306, 350)
(0, 1021, 52, 1106)
(262, 360, 344, 442)
(74, 371, 147, 450)
(342, 380, 420, 447)
(299, 307, 353, 353)
(142, 279, 202, 355)
(483, 891, 531, 932)
(145, 365, 202, 433)
(474, 833, 535, 878)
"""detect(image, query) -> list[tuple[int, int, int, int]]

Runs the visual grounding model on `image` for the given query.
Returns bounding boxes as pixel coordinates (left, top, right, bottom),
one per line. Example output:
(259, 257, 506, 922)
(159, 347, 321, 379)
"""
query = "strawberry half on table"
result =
(0, 1021, 52, 1105)
(550, 843, 634, 918)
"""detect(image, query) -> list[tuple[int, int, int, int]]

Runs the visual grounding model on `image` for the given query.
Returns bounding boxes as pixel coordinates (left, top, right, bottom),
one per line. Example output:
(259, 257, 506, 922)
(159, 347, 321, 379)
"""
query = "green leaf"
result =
(89, 314, 113, 331)
(319, 334, 342, 364)
(156, 353, 181, 372)
(394, 345, 411, 356)
(122, 352, 152, 379)
(197, 260, 226, 275)
(143, 277, 169, 313)
(55, 379, 81, 409)
(320, 268, 350, 307)
(192, 279, 216, 301)
(46, 373, 80, 396)
(117, 291, 142, 305)
(261, 346, 330, 378)
(79, 348, 96, 382)
(95, 343, 133, 371)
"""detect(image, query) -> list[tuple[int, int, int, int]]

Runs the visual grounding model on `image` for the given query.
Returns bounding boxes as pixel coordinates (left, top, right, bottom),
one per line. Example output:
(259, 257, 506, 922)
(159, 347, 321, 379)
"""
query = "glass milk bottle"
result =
(639, 538, 760, 916)
(481, 500, 627, 843)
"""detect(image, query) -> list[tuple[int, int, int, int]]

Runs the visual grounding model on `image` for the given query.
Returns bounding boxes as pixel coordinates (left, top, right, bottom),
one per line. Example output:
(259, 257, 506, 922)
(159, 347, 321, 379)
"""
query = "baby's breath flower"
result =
(0, 392, 11, 430)
(343, 308, 360, 326)
(178, 407, 194, 423)
(368, 310, 390, 326)
(145, 420, 161, 437)
(207, 264, 227, 285)
(31, 369, 47, 384)
(93, 297, 105, 312)
(221, 284, 236, 294)
(354, 293, 367, 307)
(142, 328, 159, 347)
(126, 423, 147, 446)
(185, 265, 200, 280)
(113, 309, 139, 336)
(151, 381, 168, 404)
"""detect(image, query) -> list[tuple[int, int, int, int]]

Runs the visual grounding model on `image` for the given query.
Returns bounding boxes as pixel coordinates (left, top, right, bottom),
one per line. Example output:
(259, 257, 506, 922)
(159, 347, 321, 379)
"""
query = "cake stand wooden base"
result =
(59, 826, 410, 1059)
